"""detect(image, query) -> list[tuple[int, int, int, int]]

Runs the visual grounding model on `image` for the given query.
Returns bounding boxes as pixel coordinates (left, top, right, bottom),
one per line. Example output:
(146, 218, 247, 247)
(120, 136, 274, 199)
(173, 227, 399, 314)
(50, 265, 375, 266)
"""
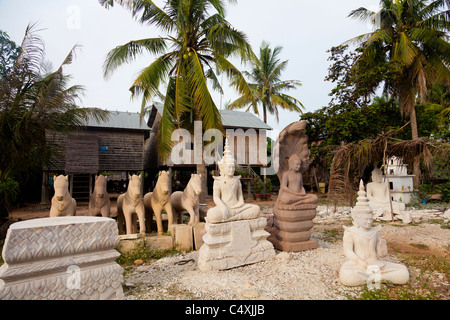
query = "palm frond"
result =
(103, 37, 168, 79)
(187, 50, 222, 131)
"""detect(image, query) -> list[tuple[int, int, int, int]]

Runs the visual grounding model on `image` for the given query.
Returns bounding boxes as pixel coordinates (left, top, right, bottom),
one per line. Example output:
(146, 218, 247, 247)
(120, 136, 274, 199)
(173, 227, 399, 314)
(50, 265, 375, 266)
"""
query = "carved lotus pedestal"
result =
(197, 218, 275, 272)
(269, 204, 318, 252)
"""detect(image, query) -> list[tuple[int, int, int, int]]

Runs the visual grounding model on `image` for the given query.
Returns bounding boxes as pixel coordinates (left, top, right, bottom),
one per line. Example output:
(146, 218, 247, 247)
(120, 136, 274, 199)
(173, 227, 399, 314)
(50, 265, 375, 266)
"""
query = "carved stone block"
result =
(0, 217, 124, 300)
(269, 204, 318, 252)
(198, 218, 275, 272)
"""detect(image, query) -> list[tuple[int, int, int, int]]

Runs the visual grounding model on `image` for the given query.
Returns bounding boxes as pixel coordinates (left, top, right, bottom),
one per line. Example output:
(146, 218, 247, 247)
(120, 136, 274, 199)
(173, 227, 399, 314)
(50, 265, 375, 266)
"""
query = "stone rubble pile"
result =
(314, 205, 449, 224)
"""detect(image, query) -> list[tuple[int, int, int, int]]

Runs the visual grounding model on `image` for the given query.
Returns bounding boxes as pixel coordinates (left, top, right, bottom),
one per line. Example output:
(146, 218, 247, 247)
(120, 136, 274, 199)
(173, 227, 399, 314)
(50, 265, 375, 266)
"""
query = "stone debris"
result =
(122, 204, 449, 301)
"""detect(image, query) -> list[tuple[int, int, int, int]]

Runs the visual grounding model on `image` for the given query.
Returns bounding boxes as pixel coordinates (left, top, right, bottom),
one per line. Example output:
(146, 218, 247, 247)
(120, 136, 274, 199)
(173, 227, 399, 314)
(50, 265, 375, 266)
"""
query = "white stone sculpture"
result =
(171, 173, 202, 225)
(50, 175, 76, 217)
(366, 169, 406, 221)
(198, 139, 275, 271)
(117, 174, 146, 235)
(206, 139, 260, 224)
(0, 217, 124, 300)
(339, 181, 409, 287)
(144, 171, 174, 236)
(89, 175, 111, 217)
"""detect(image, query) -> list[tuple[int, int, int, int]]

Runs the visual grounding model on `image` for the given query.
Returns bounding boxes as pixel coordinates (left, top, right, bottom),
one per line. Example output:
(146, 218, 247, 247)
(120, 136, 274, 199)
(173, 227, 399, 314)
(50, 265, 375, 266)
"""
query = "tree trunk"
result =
(197, 162, 207, 204)
(194, 111, 208, 203)
(263, 104, 267, 124)
(409, 105, 421, 189)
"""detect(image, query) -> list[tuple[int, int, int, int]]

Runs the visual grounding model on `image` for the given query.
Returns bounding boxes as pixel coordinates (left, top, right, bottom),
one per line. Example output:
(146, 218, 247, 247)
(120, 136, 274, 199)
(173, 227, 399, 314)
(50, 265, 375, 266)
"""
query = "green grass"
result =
(116, 239, 181, 267)
(354, 274, 439, 300)
(319, 228, 343, 243)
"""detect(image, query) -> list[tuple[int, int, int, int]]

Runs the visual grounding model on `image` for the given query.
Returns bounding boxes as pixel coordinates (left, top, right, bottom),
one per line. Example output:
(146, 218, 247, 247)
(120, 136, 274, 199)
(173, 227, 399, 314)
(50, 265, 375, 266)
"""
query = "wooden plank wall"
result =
(97, 131, 144, 171)
(66, 134, 99, 174)
(44, 129, 145, 173)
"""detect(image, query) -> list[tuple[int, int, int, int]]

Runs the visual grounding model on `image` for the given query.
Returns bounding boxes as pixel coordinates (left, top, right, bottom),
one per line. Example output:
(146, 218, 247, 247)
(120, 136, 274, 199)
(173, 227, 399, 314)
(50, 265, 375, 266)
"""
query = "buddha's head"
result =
(218, 138, 236, 177)
(371, 168, 383, 183)
(352, 211, 374, 229)
(288, 154, 302, 172)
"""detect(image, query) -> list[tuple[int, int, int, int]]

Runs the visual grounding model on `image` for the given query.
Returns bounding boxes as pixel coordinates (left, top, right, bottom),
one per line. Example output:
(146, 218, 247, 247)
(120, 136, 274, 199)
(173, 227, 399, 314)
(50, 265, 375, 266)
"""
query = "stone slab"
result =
(174, 224, 194, 251)
(192, 222, 206, 251)
(117, 235, 174, 254)
(0, 217, 124, 300)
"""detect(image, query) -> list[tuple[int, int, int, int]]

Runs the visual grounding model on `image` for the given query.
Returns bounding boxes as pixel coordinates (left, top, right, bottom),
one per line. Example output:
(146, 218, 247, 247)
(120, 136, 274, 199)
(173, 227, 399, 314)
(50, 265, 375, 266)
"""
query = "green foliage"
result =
(264, 178, 273, 193)
(0, 176, 19, 206)
(226, 41, 304, 123)
(436, 182, 450, 202)
(100, 0, 252, 160)
(0, 25, 109, 207)
(347, 0, 450, 140)
(251, 177, 264, 194)
(0, 30, 20, 78)
(116, 240, 181, 266)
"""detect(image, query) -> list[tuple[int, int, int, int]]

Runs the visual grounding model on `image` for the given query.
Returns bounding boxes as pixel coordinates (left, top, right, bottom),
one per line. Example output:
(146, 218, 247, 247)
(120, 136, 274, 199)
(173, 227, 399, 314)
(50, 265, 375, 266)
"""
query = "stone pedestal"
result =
(0, 217, 124, 300)
(269, 204, 318, 252)
(198, 218, 275, 272)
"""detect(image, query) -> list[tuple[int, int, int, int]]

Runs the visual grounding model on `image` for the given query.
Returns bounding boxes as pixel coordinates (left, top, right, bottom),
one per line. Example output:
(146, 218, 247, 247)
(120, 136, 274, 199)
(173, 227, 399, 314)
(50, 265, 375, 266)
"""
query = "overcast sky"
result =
(0, 0, 379, 134)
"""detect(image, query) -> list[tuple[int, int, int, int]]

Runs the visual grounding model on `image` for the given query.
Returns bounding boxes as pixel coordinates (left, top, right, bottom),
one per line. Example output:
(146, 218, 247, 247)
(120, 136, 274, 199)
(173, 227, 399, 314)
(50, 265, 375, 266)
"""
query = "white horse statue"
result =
(144, 171, 174, 236)
(50, 175, 76, 217)
(171, 174, 202, 225)
(89, 175, 111, 217)
(117, 174, 146, 235)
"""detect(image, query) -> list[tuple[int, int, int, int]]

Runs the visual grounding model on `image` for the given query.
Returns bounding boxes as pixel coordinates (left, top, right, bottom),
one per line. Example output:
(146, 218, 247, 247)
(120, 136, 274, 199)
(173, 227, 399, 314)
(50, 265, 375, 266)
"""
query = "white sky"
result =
(0, 0, 379, 134)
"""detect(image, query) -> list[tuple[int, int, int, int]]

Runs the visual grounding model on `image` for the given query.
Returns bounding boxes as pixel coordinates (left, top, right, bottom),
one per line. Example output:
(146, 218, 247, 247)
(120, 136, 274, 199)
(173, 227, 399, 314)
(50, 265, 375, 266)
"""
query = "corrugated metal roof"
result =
(84, 111, 151, 131)
(153, 103, 272, 130)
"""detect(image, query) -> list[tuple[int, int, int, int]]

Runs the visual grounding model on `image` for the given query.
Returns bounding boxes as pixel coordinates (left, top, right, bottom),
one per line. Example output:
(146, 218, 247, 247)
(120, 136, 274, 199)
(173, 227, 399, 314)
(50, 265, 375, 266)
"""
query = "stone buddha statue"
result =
(275, 154, 318, 208)
(206, 139, 260, 224)
(339, 181, 409, 287)
(366, 168, 406, 220)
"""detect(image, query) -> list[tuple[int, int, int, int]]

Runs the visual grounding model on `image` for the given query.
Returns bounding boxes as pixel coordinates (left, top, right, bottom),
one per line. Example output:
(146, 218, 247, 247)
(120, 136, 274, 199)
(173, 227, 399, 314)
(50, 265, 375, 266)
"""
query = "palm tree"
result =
(346, 0, 450, 187)
(0, 24, 108, 208)
(226, 41, 304, 123)
(100, 0, 253, 201)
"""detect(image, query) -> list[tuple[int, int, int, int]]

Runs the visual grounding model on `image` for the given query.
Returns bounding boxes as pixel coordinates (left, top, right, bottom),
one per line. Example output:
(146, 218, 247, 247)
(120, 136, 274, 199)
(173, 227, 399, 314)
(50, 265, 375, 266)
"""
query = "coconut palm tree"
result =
(100, 0, 252, 154)
(100, 0, 253, 201)
(226, 41, 304, 124)
(346, 0, 450, 187)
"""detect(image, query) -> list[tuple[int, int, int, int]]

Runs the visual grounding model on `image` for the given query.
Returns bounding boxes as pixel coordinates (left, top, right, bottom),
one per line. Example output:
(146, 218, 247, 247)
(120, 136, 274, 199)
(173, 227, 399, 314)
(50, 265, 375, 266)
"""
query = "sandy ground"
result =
(4, 198, 450, 300)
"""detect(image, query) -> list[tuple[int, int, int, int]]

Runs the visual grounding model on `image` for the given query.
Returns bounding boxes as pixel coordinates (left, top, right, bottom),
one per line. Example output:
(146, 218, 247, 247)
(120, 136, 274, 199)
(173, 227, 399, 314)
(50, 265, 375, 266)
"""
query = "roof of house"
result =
(84, 110, 152, 131)
(153, 102, 272, 130)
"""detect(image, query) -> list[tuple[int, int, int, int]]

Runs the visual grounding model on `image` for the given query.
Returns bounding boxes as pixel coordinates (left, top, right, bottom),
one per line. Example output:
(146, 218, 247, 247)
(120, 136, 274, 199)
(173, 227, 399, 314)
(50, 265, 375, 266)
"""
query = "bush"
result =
(251, 177, 264, 194)
(436, 182, 450, 202)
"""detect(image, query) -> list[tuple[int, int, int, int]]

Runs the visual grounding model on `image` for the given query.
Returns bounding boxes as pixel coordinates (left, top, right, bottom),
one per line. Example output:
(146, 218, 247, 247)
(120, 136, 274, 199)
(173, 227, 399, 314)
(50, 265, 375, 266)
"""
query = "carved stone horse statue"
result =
(50, 175, 77, 217)
(89, 175, 111, 217)
(117, 174, 146, 235)
(144, 171, 173, 236)
(171, 174, 202, 225)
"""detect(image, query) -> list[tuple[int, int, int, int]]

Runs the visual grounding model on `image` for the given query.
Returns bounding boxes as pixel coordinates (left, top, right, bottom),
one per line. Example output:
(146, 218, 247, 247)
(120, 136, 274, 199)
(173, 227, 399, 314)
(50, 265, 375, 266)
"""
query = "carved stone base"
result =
(269, 204, 318, 252)
(197, 218, 276, 272)
(0, 217, 124, 300)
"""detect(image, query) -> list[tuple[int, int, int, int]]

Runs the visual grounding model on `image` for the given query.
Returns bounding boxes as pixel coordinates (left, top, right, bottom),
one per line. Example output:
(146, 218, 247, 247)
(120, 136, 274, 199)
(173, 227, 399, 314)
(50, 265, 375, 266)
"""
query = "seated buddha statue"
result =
(275, 154, 318, 209)
(366, 168, 405, 220)
(339, 181, 410, 287)
(206, 139, 260, 224)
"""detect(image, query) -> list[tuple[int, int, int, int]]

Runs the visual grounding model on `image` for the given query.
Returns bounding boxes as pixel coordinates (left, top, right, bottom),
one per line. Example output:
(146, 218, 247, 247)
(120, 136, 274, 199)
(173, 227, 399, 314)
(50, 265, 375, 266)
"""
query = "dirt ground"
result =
(4, 197, 450, 299)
